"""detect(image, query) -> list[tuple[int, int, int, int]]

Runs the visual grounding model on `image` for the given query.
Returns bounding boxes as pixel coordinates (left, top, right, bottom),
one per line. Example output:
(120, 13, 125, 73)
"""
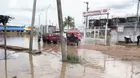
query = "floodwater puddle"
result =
(78, 49, 140, 78)
(0, 34, 39, 49)
(0, 47, 140, 78)
(0, 50, 18, 60)
(0, 35, 140, 78)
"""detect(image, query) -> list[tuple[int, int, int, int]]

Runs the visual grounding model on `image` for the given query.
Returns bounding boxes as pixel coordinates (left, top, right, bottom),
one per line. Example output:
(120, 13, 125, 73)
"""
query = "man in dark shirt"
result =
(137, 35, 140, 45)
(38, 32, 41, 42)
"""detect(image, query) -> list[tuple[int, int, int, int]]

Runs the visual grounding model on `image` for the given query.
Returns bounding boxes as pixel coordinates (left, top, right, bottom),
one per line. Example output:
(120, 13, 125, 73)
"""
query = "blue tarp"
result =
(0, 25, 25, 31)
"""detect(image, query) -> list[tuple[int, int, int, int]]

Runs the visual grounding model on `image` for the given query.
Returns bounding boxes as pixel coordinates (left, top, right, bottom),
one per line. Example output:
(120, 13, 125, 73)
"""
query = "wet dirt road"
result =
(0, 35, 140, 78)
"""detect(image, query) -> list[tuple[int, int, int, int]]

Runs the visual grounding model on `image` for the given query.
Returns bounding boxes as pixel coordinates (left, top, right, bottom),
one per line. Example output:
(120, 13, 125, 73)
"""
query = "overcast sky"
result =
(0, 0, 139, 27)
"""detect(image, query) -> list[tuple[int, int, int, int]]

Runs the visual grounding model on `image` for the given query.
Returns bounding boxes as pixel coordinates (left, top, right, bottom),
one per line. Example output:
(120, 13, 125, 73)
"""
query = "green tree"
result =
(63, 16, 75, 30)
(0, 15, 13, 59)
(0, 15, 13, 78)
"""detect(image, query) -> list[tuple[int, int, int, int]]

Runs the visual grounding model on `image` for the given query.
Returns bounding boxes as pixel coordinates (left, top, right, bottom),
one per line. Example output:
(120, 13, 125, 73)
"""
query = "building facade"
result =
(87, 16, 140, 43)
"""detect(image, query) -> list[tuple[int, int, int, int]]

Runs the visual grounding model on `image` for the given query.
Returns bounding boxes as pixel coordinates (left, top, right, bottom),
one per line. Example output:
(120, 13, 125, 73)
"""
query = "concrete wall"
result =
(110, 28, 140, 43)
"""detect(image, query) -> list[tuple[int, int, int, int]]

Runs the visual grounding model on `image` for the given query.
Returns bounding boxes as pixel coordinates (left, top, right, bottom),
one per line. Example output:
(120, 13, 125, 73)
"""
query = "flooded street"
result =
(0, 35, 140, 78)
(0, 34, 39, 49)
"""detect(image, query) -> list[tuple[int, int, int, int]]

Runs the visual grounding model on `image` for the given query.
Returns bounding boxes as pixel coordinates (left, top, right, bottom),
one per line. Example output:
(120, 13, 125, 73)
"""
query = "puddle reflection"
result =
(60, 63, 67, 78)
(0, 35, 140, 78)
(42, 43, 60, 52)
(38, 42, 41, 52)
(0, 48, 140, 78)
(42, 43, 79, 53)
(5, 59, 8, 78)
(67, 46, 78, 54)
(0, 34, 38, 49)
(29, 54, 34, 78)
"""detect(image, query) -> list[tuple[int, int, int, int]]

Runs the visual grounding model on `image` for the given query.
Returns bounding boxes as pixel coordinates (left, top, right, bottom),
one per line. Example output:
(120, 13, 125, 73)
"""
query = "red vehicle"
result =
(42, 31, 60, 44)
(42, 30, 81, 45)
(66, 30, 81, 41)
(66, 30, 81, 46)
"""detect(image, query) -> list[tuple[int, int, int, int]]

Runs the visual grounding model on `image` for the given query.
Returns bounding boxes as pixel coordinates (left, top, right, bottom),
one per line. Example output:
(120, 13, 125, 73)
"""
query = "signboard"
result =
(83, 9, 109, 16)
(117, 26, 124, 32)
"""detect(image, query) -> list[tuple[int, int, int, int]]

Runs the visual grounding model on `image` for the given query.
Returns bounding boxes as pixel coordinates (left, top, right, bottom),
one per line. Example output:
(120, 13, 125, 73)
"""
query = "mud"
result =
(80, 44, 140, 61)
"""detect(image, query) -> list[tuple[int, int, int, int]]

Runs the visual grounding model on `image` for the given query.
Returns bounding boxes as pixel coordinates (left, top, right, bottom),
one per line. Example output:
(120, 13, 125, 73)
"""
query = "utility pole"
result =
(45, 5, 51, 33)
(84, 1, 89, 38)
(4, 23, 8, 78)
(105, 13, 109, 45)
(38, 12, 43, 33)
(134, 0, 140, 42)
(29, 0, 37, 52)
(3, 24, 7, 60)
(38, 14, 41, 32)
(56, 0, 67, 61)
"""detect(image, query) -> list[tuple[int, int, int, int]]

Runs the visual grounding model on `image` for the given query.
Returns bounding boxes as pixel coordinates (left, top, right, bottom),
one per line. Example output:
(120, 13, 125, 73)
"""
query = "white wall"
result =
(111, 28, 140, 43)
(110, 29, 118, 43)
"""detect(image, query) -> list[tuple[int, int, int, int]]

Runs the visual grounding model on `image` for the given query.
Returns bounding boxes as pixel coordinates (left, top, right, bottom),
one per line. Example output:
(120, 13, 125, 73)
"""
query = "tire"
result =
(53, 41, 57, 44)
(43, 40, 46, 43)
(47, 40, 51, 44)
(78, 39, 81, 42)
(76, 40, 79, 46)
(76, 42, 79, 46)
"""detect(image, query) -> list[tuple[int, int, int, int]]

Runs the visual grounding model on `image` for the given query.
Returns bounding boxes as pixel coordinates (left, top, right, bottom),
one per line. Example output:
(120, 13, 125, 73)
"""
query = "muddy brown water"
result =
(0, 35, 140, 78)
(0, 48, 140, 78)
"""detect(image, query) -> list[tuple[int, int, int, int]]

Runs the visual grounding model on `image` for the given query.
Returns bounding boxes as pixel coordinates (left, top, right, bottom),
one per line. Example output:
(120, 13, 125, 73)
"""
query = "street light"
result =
(45, 5, 51, 33)
(134, 0, 140, 42)
(38, 8, 44, 33)
(84, 1, 89, 12)
(29, 0, 37, 52)
(38, 13, 42, 33)
(38, 8, 44, 26)
(38, 5, 51, 34)
(83, 1, 89, 38)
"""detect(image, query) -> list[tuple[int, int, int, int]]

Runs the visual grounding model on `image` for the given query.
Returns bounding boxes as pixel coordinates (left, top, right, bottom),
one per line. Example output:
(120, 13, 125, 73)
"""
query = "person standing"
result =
(38, 32, 41, 43)
(137, 35, 140, 45)
(124, 35, 132, 44)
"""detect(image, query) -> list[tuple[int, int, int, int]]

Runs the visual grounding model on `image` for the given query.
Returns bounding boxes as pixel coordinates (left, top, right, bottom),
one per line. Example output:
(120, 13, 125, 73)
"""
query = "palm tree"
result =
(0, 15, 13, 60)
(0, 15, 13, 78)
(64, 16, 75, 30)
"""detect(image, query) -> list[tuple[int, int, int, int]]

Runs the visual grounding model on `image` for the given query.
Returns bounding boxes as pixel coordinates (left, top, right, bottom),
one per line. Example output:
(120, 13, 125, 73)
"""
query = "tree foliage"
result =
(63, 16, 75, 30)
(0, 15, 14, 60)
(0, 15, 13, 25)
